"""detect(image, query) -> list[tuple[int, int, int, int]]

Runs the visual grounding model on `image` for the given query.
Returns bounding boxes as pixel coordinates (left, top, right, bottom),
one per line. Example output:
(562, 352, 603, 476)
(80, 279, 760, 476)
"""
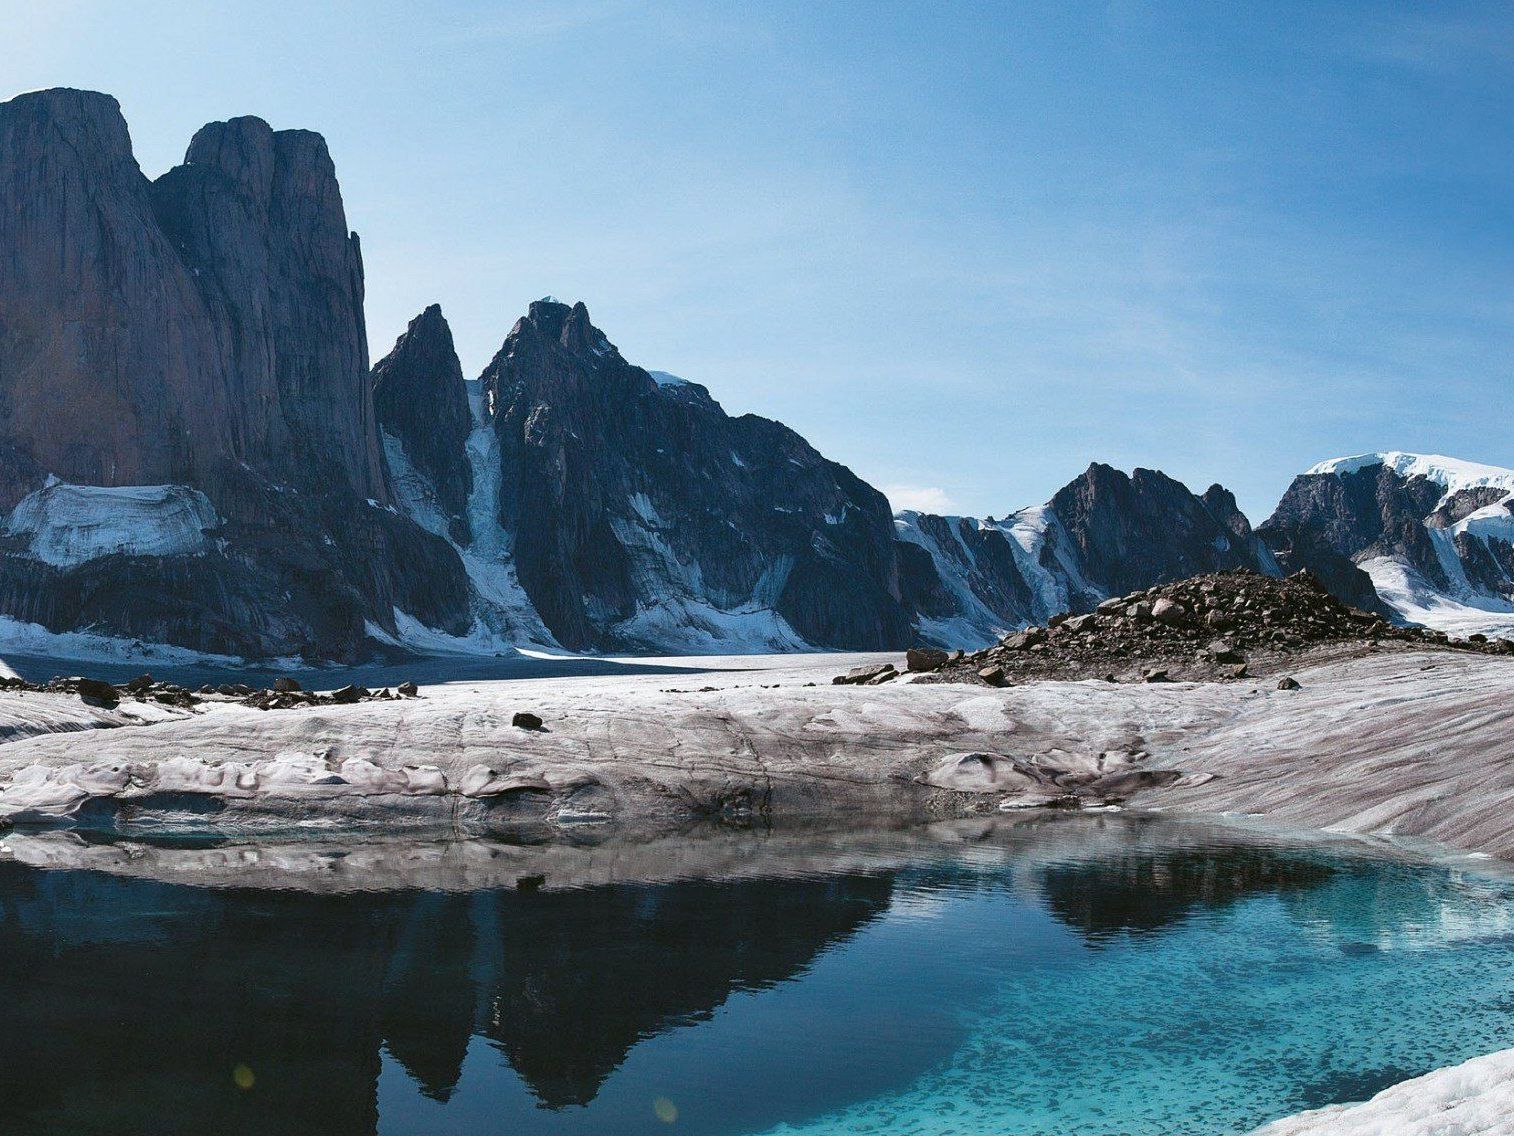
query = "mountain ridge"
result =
(0, 87, 1506, 660)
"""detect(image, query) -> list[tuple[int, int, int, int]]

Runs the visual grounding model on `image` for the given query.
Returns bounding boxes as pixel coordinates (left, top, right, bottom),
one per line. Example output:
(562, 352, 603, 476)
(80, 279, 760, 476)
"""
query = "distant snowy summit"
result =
(1264, 452, 1514, 639)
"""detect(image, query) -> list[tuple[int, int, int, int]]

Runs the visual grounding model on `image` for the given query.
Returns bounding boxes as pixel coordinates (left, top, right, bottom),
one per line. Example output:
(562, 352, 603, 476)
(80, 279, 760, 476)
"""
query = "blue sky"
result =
(6, 1, 1512, 519)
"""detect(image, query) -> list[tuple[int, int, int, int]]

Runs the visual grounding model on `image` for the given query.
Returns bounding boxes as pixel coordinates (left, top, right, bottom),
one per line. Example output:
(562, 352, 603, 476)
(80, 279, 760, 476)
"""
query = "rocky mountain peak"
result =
(0, 89, 471, 660)
(183, 115, 278, 197)
(1, 88, 135, 170)
(1201, 484, 1254, 542)
(372, 304, 474, 541)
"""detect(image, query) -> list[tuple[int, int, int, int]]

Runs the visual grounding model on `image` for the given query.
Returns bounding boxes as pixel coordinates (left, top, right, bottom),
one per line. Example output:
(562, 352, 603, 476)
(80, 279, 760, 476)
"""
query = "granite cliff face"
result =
(1260, 453, 1514, 635)
(0, 88, 470, 661)
(895, 465, 1278, 647)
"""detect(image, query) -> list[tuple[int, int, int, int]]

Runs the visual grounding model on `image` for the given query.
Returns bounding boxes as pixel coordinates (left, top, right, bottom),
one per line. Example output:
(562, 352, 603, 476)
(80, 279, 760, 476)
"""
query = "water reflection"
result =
(0, 817, 1508, 1136)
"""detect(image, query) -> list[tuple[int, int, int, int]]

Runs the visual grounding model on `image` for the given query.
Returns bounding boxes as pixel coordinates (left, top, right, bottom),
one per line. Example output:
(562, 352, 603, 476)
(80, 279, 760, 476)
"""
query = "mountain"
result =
(7, 89, 1505, 661)
(379, 298, 912, 652)
(1260, 453, 1514, 636)
(895, 464, 1278, 647)
(0, 88, 472, 661)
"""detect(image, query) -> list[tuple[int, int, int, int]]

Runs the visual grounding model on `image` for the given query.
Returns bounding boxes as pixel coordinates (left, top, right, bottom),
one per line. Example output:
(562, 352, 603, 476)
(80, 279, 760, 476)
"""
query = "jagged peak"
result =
(375, 304, 461, 376)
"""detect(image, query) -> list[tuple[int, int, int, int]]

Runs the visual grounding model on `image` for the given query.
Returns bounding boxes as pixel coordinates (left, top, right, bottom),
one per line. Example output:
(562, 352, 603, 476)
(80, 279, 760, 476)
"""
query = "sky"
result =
(5, 1, 1512, 520)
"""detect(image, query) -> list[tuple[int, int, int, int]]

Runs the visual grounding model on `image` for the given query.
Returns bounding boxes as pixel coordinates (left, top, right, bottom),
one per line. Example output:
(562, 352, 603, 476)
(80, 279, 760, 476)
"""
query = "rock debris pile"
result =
(849, 569, 1514, 687)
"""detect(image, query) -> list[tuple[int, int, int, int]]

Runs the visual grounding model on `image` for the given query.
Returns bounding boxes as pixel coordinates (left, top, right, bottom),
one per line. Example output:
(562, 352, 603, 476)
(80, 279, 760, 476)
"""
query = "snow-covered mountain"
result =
(894, 465, 1278, 648)
(1260, 452, 1514, 638)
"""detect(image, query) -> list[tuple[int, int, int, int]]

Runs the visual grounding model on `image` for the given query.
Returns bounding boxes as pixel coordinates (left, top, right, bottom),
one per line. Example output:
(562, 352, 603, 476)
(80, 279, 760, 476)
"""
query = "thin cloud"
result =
(883, 485, 956, 515)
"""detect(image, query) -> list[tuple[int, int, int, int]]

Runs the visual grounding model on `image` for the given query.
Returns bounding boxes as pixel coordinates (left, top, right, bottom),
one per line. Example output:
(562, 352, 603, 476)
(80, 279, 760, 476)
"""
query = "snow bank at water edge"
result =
(0, 614, 252, 669)
(1248, 1046, 1514, 1135)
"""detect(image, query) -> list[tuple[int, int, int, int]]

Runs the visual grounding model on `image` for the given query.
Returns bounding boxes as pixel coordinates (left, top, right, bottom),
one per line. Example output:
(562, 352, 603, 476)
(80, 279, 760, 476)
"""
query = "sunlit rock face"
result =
(476, 298, 912, 652)
(0, 88, 471, 660)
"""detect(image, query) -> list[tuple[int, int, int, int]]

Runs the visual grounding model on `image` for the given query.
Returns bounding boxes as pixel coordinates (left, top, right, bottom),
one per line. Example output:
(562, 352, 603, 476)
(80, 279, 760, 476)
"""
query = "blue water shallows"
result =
(1, 817, 1512, 1135)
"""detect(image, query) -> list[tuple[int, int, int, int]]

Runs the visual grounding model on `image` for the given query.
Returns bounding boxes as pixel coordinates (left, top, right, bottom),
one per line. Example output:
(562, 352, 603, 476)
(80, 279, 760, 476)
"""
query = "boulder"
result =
(398, 680, 419, 697)
(834, 663, 895, 685)
(512, 711, 544, 730)
(1004, 628, 1046, 651)
(905, 647, 950, 673)
(75, 677, 119, 707)
(976, 665, 1008, 687)
(1277, 676, 1301, 690)
(1151, 598, 1188, 625)
(272, 677, 302, 693)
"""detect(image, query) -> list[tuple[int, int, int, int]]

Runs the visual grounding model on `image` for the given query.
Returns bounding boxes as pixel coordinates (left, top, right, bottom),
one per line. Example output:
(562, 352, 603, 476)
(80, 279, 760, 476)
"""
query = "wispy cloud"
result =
(882, 485, 957, 515)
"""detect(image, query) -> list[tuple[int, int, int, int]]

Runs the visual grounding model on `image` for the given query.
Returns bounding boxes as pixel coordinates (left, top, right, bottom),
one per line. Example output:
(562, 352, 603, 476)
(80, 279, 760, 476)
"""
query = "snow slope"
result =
(379, 386, 558, 654)
(1307, 452, 1514, 504)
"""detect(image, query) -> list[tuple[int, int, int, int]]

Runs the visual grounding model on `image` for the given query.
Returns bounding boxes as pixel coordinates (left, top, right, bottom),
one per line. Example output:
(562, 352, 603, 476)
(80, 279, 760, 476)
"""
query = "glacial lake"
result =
(1, 816, 1512, 1135)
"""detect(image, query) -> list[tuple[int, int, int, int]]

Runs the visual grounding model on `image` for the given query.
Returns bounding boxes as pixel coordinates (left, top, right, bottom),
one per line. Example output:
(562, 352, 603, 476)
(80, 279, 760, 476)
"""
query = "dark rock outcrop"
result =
(477, 299, 910, 651)
(0, 88, 471, 660)
(1046, 465, 1275, 601)
(372, 304, 474, 542)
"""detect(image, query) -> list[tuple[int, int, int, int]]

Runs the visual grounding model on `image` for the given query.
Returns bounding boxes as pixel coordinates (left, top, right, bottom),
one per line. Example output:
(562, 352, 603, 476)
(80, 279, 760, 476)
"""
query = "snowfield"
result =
(1306, 451, 1514, 504)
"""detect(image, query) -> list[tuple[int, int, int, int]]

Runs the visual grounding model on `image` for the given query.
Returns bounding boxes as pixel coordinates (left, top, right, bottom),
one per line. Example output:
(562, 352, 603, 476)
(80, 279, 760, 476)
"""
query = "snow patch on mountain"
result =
(382, 411, 556, 654)
(1000, 506, 1097, 617)
(4, 480, 219, 567)
(1360, 557, 1514, 639)
(893, 512, 1018, 648)
(1308, 452, 1514, 505)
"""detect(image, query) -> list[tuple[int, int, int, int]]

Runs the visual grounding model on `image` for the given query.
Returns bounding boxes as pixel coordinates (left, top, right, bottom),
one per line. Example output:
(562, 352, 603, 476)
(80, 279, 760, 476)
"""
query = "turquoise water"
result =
(1, 818, 1512, 1134)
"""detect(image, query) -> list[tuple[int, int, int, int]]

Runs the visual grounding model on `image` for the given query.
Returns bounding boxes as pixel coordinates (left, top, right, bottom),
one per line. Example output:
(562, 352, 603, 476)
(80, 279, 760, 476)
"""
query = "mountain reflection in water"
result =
(0, 816, 1507, 1136)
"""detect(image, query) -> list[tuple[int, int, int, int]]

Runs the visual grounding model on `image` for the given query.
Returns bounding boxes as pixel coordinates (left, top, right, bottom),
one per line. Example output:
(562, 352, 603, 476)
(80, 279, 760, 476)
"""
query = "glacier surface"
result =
(4, 480, 219, 567)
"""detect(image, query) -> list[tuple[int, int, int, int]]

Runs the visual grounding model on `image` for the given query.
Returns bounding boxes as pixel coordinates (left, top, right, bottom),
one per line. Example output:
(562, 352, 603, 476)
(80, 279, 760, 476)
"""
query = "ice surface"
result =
(4, 480, 219, 566)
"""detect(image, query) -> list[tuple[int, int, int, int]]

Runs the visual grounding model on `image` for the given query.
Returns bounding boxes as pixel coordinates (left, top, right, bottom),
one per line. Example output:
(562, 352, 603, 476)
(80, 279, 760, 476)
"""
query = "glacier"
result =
(4, 480, 219, 567)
